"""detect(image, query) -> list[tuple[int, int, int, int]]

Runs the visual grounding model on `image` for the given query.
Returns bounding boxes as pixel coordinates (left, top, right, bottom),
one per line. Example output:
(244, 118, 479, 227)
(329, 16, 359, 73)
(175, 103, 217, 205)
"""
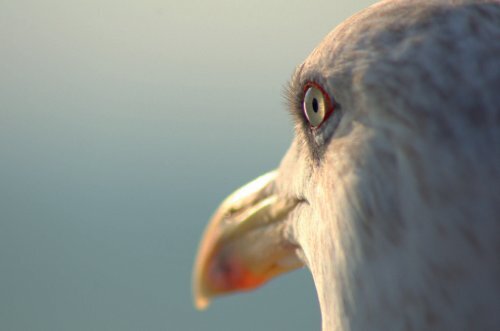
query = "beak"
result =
(193, 170, 304, 310)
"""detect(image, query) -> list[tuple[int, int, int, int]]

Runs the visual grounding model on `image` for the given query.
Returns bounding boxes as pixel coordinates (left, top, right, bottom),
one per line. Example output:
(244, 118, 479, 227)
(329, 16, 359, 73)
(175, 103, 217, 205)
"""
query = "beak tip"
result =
(194, 294, 210, 310)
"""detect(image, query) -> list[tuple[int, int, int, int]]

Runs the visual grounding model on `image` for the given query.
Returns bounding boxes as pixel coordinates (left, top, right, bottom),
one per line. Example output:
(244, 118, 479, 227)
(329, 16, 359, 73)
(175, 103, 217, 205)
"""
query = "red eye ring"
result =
(303, 82, 335, 129)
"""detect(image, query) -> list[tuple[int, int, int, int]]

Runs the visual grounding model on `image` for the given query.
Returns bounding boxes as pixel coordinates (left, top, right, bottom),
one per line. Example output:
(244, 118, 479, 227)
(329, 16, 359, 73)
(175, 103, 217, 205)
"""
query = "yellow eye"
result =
(302, 83, 334, 128)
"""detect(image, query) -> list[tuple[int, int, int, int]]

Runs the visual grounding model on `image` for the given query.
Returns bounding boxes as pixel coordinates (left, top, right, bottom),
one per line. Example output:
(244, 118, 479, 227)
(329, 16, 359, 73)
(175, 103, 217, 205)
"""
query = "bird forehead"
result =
(300, 0, 471, 80)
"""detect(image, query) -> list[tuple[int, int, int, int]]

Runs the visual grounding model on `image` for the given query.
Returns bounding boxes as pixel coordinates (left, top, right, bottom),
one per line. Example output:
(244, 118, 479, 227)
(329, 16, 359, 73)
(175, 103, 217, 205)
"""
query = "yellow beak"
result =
(192, 171, 304, 310)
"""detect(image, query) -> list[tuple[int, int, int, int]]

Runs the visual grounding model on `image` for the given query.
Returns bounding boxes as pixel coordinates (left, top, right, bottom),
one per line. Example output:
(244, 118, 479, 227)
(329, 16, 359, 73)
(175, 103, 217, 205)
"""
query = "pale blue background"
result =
(0, 1, 375, 330)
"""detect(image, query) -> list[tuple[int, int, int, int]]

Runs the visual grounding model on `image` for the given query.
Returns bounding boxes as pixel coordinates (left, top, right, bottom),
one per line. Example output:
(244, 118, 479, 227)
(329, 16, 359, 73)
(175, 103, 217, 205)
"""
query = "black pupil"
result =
(312, 98, 319, 113)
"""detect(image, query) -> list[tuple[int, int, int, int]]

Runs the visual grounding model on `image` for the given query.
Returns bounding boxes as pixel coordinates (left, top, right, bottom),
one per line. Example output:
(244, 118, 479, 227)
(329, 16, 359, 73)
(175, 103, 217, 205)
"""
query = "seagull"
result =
(193, 1, 500, 330)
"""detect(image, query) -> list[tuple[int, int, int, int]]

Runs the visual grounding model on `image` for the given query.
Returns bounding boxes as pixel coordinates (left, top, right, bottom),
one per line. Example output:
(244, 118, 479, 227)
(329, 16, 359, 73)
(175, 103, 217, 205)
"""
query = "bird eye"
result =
(303, 83, 334, 128)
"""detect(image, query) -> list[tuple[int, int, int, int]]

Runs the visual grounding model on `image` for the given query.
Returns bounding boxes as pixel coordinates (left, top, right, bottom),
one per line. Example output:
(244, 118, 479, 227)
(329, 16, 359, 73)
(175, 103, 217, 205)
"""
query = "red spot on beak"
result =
(207, 252, 267, 293)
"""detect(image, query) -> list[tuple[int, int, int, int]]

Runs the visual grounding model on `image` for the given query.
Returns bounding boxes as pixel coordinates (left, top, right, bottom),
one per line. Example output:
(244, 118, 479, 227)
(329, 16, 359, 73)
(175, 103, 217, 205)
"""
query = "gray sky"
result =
(0, 1, 376, 330)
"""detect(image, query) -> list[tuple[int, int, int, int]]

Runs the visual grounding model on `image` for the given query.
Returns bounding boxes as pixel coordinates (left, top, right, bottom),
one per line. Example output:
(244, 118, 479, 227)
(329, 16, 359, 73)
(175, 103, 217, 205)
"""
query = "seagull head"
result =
(193, 1, 500, 330)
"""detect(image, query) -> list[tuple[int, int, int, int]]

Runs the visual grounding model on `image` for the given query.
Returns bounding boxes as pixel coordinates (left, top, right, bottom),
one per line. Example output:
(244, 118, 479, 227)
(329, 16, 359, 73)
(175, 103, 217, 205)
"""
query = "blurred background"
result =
(0, 0, 376, 330)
